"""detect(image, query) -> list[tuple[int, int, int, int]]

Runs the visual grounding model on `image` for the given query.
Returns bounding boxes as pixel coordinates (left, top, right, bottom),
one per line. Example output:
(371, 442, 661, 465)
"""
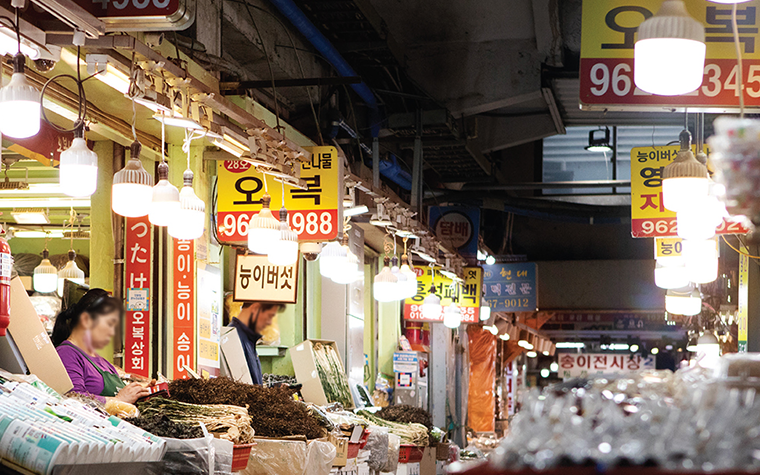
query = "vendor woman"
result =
(52, 289, 150, 404)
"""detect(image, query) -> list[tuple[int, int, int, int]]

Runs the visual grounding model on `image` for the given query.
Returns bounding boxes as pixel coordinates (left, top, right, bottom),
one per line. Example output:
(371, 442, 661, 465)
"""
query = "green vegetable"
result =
(313, 343, 353, 408)
(357, 410, 429, 446)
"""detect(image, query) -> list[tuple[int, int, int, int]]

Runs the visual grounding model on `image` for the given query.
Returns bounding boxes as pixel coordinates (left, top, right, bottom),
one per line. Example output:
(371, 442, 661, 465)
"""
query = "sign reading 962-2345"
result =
(216, 146, 340, 243)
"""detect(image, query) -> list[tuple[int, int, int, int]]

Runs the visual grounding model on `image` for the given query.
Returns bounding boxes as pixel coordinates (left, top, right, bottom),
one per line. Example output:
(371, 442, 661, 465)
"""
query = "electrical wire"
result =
(733, 3, 745, 118)
(721, 234, 760, 259)
(242, 0, 282, 133)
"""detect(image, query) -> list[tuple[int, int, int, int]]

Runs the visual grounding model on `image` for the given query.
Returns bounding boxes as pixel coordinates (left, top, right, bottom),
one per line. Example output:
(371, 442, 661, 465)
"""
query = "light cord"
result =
(733, 3, 745, 118)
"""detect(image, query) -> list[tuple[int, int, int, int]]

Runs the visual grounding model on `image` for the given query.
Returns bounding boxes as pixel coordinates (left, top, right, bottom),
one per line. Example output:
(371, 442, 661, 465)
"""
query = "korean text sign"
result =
(581, 0, 760, 109)
(216, 146, 340, 243)
(124, 216, 151, 378)
(428, 206, 480, 256)
(559, 353, 655, 379)
(403, 267, 482, 323)
(482, 263, 537, 312)
(173, 238, 195, 379)
(233, 254, 299, 303)
(630, 145, 748, 237)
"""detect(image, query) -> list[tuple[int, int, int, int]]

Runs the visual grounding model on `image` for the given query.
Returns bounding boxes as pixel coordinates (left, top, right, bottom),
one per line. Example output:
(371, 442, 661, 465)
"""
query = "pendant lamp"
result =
(654, 261, 690, 289)
(634, 0, 706, 96)
(421, 283, 442, 320)
(247, 194, 280, 255)
(167, 169, 205, 240)
(268, 207, 299, 266)
(33, 249, 57, 293)
(57, 250, 85, 297)
(149, 161, 180, 227)
(398, 253, 418, 299)
(0, 53, 40, 138)
(665, 287, 702, 316)
(390, 256, 408, 301)
(518, 330, 533, 349)
(480, 300, 492, 321)
(443, 303, 462, 329)
(331, 235, 359, 284)
(373, 257, 398, 302)
(59, 122, 98, 197)
(695, 332, 721, 369)
(112, 141, 153, 217)
(662, 130, 709, 212)
(319, 241, 346, 279)
(682, 239, 719, 284)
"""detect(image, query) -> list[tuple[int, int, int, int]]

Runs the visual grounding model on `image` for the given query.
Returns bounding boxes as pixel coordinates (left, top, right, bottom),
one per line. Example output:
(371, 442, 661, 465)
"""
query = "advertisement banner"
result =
(216, 146, 341, 244)
(581, 0, 760, 110)
(403, 267, 482, 323)
(124, 216, 151, 378)
(739, 243, 749, 352)
(233, 254, 299, 303)
(173, 238, 195, 379)
(197, 264, 222, 377)
(630, 145, 749, 237)
(559, 353, 655, 379)
(482, 263, 537, 312)
(428, 206, 480, 256)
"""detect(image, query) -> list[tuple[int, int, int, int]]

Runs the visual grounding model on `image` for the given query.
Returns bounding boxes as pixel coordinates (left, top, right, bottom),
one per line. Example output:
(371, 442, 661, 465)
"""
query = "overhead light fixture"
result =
(0, 53, 40, 138)
(634, 0, 706, 96)
(630, 343, 640, 353)
(167, 169, 205, 241)
(59, 122, 98, 198)
(485, 255, 496, 266)
(555, 342, 586, 349)
(12, 230, 64, 238)
(483, 325, 498, 335)
(57, 250, 85, 297)
(654, 261, 690, 289)
(518, 330, 533, 350)
(112, 141, 153, 217)
(0, 199, 89, 208)
(268, 207, 299, 266)
(11, 208, 49, 224)
(479, 300, 491, 321)
(651, 347, 660, 355)
(85, 54, 131, 94)
(153, 111, 203, 130)
(373, 257, 398, 302)
(369, 201, 393, 227)
(526, 351, 538, 358)
(682, 239, 718, 284)
(397, 253, 418, 299)
(213, 137, 246, 158)
(133, 90, 172, 114)
(550, 362, 559, 372)
(498, 333, 510, 341)
(0, 27, 38, 60)
(344, 205, 369, 217)
(332, 248, 360, 285)
(707, 0, 751, 3)
(149, 161, 180, 227)
(33, 249, 57, 293)
(421, 283, 442, 320)
(443, 303, 462, 329)
(686, 335, 698, 352)
(601, 343, 631, 351)
(662, 129, 709, 212)
(665, 287, 702, 316)
(540, 368, 550, 378)
(248, 193, 280, 255)
(319, 241, 346, 279)
(695, 332, 721, 368)
(585, 127, 612, 152)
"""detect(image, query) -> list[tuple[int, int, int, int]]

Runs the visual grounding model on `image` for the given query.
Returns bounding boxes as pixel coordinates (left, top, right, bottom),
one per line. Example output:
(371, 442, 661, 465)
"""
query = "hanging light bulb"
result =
(320, 241, 346, 279)
(666, 287, 702, 316)
(390, 256, 408, 301)
(398, 253, 418, 299)
(662, 130, 709, 212)
(112, 141, 153, 217)
(167, 169, 205, 240)
(480, 300, 492, 321)
(0, 53, 40, 138)
(682, 239, 718, 284)
(248, 193, 280, 255)
(654, 261, 690, 289)
(373, 257, 398, 302)
(149, 161, 180, 227)
(634, 0, 706, 96)
(33, 249, 57, 293)
(676, 194, 726, 240)
(518, 330, 534, 349)
(332, 249, 360, 285)
(695, 331, 721, 368)
(57, 250, 85, 297)
(59, 121, 98, 197)
(268, 206, 299, 266)
(443, 303, 462, 329)
(421, 283, 442, 320)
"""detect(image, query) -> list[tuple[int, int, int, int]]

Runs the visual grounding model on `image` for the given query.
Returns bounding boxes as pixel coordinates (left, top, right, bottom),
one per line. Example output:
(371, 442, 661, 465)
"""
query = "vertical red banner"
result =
(173, 238, 195, 379)
(124, 216, 152, 378)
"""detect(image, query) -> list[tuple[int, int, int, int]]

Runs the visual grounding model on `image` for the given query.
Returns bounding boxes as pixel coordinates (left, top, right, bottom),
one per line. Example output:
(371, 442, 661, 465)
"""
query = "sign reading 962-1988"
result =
(216, 146, 340, 243)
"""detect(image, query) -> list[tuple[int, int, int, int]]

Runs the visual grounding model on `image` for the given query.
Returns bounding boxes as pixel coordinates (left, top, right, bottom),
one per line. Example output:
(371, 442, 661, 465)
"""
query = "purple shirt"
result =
(57, 342, 119, 403)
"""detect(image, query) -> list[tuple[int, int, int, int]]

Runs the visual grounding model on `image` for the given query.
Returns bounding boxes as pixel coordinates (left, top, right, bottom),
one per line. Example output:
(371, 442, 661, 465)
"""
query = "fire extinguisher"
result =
(0, 227, 11, 336)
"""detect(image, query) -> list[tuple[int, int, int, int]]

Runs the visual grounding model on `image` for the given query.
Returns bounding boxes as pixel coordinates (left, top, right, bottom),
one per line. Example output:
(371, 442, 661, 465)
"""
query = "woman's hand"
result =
(114, 382, 151, 404)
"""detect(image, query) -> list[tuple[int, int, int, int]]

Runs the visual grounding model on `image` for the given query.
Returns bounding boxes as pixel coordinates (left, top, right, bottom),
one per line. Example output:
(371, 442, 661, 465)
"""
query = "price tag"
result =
(216, 146, 341, 244)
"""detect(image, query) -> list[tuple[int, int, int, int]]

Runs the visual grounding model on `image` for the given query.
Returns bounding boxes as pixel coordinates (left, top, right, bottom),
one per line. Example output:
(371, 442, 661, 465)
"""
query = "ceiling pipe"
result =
(266, 0, 381, 137)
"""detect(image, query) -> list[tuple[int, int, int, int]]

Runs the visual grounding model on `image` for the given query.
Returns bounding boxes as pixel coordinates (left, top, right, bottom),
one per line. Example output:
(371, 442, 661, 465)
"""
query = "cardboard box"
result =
(219, 327, 253, 385)
(420, 447, 436, 475)
(397, 462, 421, 475)
(329, 434, 349, 467)
(289, 339, 355, 408)
(6, 278, 72, 395)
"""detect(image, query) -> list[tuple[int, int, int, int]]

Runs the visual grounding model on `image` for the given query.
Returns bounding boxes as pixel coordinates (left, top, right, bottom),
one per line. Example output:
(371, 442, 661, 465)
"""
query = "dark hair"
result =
(52, 289, 123, 347)
(242, 302, 285, 312)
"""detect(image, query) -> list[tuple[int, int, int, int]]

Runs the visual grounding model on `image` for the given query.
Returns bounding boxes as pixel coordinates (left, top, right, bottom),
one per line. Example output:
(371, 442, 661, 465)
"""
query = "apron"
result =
(63, 341, 125, 397)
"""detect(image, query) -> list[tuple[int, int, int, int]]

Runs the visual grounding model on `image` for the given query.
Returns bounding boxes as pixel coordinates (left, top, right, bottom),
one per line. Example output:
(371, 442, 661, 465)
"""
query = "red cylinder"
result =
(0, 236, 11, 336)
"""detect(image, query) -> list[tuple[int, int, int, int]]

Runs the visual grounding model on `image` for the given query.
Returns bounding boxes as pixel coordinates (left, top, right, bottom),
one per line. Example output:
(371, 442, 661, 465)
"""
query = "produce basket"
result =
(398, 444, 424, 463)
(231, 443, 255, 472)
(347, 442, 360, 460)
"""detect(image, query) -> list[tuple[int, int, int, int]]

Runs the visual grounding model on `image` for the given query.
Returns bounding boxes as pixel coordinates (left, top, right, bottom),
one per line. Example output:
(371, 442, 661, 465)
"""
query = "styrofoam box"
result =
(289, 339, 355, 408)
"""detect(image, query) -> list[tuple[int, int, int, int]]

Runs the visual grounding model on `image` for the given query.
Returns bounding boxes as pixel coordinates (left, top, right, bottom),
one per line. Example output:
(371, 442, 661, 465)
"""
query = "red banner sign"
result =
(124, 216, 151, 378)
(173, 238, 195, 379)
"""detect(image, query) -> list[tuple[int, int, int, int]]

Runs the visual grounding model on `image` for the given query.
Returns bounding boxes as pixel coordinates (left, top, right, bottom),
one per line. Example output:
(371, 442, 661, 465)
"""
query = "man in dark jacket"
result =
(228, 301, 283, 385)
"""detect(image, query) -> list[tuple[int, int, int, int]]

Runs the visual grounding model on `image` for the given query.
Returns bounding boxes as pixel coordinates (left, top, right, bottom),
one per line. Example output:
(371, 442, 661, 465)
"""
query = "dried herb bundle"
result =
(168, 378, 325, 439)
(312, 343, 353, 408)
(377, 405, 433, 430)
(125, 414, 204, 439)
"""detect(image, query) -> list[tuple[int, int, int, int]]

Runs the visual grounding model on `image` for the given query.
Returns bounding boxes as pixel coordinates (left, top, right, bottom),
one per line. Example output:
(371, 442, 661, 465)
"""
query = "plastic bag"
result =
(243, 438, 307, 475)
(104, 399, 139, 418)
(365, 427, 389, 471)
(381, 433, 400, 474)
(372, 374, 392, 408)
(162, 432, 215, 474)
(212, 438, 234, 475)
(304, 440, 336, 475)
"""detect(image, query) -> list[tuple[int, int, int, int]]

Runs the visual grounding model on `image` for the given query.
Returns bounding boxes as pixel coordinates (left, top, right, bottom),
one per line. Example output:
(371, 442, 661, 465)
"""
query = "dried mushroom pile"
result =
(168, 377, 325, 439)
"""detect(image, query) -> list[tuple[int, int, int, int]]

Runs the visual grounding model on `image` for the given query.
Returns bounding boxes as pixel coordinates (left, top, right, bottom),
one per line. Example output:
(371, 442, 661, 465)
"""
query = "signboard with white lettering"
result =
(559, 353, 655, 379)
(233, 254, 298, 303)
(124, 216, 151, 378)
